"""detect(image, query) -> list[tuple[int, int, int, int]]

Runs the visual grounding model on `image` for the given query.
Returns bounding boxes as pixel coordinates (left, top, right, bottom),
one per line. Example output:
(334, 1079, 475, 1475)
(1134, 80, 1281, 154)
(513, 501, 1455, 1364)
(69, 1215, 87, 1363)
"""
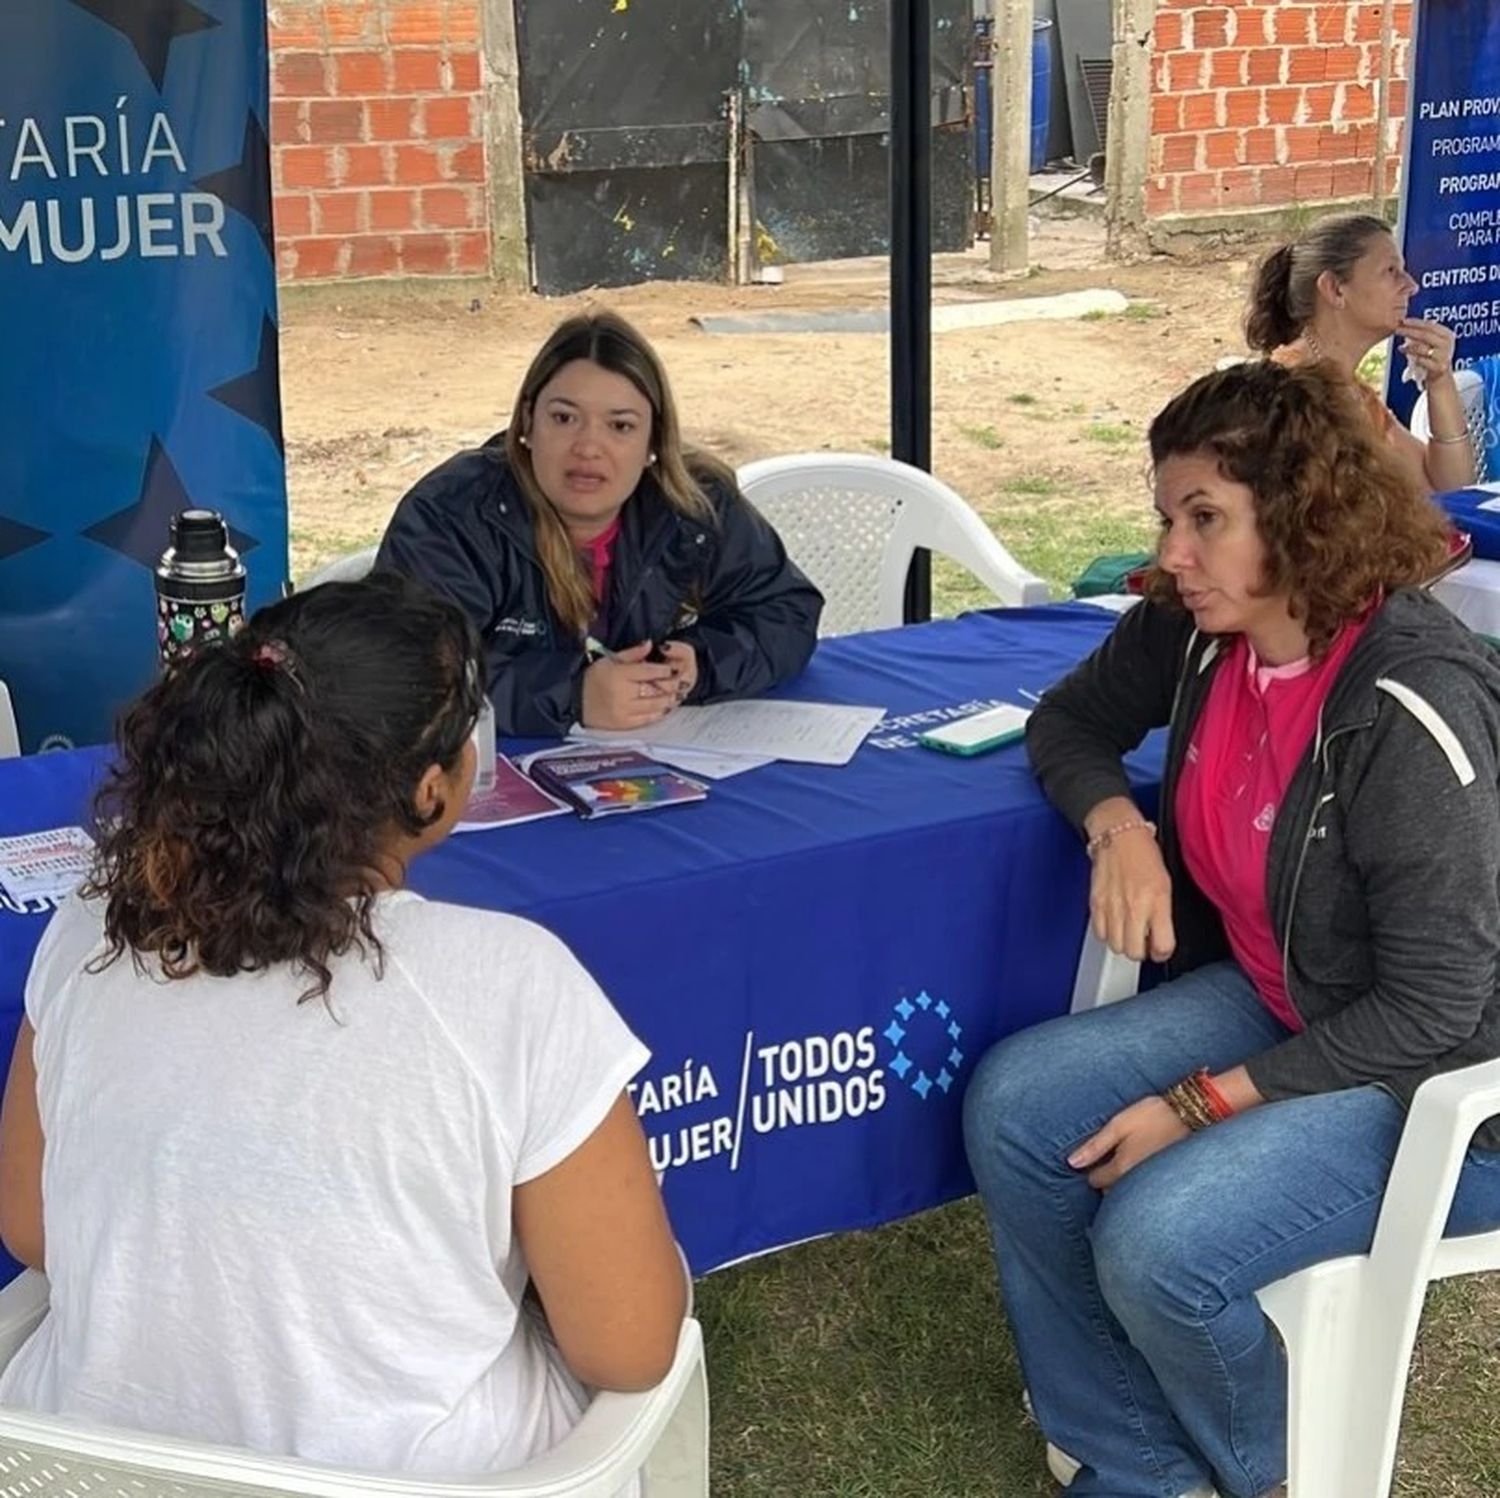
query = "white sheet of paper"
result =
(571, 700, 886, 767)
(1475, 491, 1500, 512)
(0, 826, 95, 903)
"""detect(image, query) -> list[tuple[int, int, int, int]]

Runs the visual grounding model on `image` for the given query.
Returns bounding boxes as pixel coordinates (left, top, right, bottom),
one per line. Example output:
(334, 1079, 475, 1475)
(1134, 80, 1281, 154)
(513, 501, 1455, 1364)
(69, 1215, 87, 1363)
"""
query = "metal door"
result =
(517, 0, 739, 294)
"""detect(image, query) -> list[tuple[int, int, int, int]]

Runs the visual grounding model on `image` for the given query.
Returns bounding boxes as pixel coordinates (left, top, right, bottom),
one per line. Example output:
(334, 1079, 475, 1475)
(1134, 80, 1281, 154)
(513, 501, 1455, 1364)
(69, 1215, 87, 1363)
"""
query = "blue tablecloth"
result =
(0, 605, 1162, 1275)
(1440, 487, 1500, 561)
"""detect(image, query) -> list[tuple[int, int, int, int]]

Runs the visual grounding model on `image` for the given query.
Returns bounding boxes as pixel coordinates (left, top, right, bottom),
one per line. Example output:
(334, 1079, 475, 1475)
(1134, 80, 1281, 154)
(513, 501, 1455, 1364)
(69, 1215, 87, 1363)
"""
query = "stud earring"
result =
(519, 433, 530, 447)
(648, 451, 658, 465)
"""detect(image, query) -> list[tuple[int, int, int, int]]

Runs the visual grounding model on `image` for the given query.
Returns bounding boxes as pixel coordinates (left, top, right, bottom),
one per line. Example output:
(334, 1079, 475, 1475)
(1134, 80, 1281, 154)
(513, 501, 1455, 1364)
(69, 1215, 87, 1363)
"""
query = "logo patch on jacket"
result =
(493, 616, 546, 638)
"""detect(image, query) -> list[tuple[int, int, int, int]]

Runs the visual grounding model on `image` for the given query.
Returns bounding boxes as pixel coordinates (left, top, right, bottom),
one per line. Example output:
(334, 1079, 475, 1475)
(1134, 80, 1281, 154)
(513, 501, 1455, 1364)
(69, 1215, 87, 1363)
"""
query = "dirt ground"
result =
(279, 207, 1262, 585)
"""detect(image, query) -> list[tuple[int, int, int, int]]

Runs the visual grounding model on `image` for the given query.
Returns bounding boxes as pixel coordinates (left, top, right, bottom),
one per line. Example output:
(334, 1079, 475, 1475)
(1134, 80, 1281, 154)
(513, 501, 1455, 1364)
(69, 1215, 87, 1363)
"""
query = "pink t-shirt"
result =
(579, 517, 622, 607)
(1175, 619, 1369, 1030)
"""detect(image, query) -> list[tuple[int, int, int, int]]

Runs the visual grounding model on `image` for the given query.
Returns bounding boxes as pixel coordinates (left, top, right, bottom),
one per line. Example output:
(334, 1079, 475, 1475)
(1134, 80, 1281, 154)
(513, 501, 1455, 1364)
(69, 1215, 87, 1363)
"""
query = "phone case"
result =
(916, 724, 1027, 757)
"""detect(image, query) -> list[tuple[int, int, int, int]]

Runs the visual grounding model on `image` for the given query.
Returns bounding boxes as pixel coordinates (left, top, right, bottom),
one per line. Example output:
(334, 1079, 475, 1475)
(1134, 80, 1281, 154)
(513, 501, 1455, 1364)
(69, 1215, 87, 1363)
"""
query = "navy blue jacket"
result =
(376, 436, 823, 735)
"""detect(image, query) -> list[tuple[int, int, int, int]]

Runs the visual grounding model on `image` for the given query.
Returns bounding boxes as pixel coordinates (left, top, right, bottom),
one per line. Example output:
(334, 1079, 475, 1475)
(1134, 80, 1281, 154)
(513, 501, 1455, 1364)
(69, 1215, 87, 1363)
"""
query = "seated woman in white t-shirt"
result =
(0, 571, 685, 1477)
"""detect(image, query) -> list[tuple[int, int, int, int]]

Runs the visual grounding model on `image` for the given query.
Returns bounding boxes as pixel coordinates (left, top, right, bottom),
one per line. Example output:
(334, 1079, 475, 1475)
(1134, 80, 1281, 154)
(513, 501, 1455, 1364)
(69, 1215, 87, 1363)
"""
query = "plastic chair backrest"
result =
(299, 546, 378, 591)
(1411, 368, 1489, 482)
(737, 453, 1049, 636)
(0, 683, 18, 759)
(0, 1273, 708, 1498)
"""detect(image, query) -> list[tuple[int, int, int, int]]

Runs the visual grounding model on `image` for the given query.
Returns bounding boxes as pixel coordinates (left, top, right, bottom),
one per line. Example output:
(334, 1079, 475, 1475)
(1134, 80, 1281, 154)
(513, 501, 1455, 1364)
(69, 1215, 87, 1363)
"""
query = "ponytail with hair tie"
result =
(1245, 243, 1300, 353)
(250, 639, 303, 690)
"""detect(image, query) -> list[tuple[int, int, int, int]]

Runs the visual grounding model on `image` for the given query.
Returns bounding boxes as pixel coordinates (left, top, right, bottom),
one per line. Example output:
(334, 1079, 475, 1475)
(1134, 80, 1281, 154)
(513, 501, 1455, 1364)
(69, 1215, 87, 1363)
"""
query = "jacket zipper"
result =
(1157, 628, 1206, 899)
(611, 512, 678, 628)
(1277, 710, 1370, 1023)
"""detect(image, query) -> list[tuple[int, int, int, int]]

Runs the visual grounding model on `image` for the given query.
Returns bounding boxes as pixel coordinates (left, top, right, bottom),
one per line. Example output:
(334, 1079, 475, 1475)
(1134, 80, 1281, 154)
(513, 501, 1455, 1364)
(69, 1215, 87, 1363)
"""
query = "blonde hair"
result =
(1244, 212, 1392, 352)
(505, 311, 732, 639)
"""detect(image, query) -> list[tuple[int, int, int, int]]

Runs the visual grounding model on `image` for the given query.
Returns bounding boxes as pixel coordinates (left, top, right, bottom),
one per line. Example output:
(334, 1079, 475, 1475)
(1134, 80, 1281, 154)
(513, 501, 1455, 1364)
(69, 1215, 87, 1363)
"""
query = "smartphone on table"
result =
(917, 703, 1032, 757)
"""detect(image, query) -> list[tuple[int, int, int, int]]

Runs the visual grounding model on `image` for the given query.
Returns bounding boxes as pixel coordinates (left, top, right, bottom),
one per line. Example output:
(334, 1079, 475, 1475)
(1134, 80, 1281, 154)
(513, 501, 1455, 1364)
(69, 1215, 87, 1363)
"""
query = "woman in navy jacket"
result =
(377, 311, 823, 736)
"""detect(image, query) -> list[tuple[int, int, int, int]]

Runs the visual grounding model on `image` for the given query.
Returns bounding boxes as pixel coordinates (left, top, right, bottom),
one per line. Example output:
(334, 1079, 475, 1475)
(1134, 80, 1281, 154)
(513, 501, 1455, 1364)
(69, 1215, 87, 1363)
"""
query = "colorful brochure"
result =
(0, 826, 96, 903)
(522, 747, 709, 819)
(454, 754, 571, 833)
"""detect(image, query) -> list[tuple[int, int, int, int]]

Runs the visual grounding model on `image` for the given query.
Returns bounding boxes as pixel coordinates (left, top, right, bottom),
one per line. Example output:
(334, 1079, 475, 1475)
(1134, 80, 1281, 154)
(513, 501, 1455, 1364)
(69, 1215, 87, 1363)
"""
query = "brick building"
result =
(267, 1, 488, 281)
(265, 0, 1419, 283)
(1144, 1, 1413, 229)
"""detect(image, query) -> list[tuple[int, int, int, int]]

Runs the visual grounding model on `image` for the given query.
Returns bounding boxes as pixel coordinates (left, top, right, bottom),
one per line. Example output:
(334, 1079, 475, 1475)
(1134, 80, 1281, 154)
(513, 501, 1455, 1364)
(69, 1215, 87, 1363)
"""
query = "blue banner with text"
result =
(1390, 0, 1500, 430)
(0, 1, 288, 751)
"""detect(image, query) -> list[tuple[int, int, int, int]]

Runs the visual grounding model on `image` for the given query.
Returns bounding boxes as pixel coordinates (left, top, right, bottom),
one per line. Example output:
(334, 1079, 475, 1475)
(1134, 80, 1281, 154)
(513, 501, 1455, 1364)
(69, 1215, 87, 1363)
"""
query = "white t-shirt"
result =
(0, 889, 649, 1477)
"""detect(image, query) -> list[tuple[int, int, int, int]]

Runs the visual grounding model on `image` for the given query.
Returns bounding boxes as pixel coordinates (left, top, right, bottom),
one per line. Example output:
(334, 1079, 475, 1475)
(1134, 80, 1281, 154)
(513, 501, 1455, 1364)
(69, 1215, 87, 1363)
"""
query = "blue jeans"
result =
(961, 961, 1500, 1498)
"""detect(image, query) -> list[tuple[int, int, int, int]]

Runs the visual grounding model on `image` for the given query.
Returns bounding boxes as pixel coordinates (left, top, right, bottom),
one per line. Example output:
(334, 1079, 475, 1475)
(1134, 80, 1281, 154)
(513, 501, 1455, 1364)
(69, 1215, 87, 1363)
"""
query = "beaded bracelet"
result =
(1084, 818, 1157, 860)
(1162, 1069, 1235, 1132)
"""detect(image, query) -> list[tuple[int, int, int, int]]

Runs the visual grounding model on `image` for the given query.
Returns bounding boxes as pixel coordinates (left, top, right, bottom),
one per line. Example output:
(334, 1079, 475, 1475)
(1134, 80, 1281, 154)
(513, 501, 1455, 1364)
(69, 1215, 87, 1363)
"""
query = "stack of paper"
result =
(571, 699, 886, 769)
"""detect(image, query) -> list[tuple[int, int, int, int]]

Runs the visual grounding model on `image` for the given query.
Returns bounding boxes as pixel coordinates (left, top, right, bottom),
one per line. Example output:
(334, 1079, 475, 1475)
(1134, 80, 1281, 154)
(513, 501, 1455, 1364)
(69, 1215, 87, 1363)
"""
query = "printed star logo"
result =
(209, 317, 284, 453)
(67, 0, 220, 92)
(197, 112, 274, 257)
(0, 515, 52, 564)
(83, 437, 259, 570)
(884, 989, 964, 1102)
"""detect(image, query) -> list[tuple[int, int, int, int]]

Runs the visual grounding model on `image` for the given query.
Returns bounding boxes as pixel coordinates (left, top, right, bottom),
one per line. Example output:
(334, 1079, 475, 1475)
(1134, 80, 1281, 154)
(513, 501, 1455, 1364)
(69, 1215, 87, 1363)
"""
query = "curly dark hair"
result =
(1145, 361, 1451, 654)
(85, 571, 483, 1003)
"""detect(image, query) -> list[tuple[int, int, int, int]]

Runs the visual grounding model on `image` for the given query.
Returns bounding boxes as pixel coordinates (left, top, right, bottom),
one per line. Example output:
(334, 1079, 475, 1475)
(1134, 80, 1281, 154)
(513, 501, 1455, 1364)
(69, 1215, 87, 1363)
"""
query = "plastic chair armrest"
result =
(485, 1319, 705, 1495)
(0, 1271, 48, 1370)
(1367, 1056, 1500, 1280)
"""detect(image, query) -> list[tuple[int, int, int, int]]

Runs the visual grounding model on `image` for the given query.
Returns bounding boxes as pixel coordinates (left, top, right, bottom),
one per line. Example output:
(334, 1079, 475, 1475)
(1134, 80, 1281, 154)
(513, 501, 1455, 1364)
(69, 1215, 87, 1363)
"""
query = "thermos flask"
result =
(155, 509, 247, 670)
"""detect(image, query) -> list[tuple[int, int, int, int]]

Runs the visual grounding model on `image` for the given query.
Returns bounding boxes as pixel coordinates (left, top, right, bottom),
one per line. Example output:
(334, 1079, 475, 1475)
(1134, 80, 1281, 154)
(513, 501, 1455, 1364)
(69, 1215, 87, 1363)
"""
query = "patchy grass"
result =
(1359, 345, 1391, 388)
(999, 474, 1062, 498)
(1080, 302, 1161, 324)
(1082, 423, 1137, 446)
(959, 424, 1005, 450)
(1007, 392, 1040, 407)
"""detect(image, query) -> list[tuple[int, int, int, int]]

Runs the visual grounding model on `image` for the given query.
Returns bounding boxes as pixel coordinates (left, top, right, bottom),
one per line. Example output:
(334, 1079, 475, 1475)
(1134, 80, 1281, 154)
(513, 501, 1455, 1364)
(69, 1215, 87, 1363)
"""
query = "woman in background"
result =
(377, 310, 823, 736)
(0, 574, 685, 1480)
(1245, 211, 1477, 494)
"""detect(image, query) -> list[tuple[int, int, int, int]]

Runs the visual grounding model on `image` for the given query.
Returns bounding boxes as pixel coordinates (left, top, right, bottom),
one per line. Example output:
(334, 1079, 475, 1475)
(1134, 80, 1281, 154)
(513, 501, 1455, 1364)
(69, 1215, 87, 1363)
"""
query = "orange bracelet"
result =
(1195, 1069, 1235, 1122)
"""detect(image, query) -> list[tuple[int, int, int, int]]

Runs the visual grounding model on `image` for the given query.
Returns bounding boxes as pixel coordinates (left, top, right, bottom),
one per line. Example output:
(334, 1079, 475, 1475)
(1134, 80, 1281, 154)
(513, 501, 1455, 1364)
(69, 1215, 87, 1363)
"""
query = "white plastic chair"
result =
(1071, 931, 1500, 1496)
(300, 545, 379, 590)
(0, 683, 18, 759)
(736, 453, 1050, 637)
(1412, 367, 1488, 482)
(0, 1272, 708, 1498)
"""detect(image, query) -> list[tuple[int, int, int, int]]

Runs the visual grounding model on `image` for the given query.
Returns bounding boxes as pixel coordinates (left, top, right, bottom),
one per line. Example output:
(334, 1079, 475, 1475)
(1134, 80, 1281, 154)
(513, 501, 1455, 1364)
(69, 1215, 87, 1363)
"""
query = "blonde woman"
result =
(1245, 211, 1477, 495)
(378, 311, 823, 735)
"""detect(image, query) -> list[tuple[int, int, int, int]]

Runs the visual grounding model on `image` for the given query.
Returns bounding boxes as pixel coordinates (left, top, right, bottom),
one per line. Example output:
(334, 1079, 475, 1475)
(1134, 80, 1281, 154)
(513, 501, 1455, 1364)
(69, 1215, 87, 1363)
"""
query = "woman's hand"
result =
(658, 640, 698, 703)
(1398, 317, 1458, 385)
(1068, 1096, 1189, 1191)
(580, 644, 679, 730)
(1088, 820, 1176, 962)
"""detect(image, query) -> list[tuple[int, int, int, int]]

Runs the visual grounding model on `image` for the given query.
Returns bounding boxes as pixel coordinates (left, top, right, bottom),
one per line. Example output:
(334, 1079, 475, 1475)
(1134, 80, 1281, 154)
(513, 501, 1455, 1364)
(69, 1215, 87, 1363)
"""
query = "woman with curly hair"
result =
(963, 361, 1500, 1498)
(0, 573, 685, 1479)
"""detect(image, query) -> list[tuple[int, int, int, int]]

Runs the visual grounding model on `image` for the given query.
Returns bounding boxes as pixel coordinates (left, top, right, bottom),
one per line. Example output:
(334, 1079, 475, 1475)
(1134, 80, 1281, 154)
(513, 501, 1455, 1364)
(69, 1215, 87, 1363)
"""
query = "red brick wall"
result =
(268, 1, 488, 280)
(1147, 2, 1413, 221)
